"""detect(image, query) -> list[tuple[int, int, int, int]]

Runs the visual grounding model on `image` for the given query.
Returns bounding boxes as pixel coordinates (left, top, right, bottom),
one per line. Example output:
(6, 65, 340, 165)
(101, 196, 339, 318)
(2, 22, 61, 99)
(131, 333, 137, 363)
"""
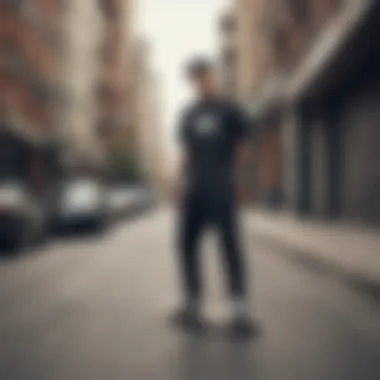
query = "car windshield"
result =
(62, 180, 101, 203)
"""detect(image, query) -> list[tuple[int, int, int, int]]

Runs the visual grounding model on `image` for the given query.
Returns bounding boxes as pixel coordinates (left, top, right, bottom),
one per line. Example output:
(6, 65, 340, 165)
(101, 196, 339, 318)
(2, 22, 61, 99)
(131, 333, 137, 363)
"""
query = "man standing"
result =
(174, 58, 255, 336)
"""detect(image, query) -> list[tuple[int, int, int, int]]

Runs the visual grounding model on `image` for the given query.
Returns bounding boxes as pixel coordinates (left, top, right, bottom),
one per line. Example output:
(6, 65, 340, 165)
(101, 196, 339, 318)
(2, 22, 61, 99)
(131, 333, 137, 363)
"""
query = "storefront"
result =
(286, 1, 380, 224)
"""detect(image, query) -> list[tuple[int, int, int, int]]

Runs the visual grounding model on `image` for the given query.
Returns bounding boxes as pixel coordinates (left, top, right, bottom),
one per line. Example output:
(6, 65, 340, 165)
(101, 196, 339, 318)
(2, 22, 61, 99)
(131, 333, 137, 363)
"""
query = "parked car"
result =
(107, 185, 157, 222)
(0, 181, 45, 250)
(52, 178, 109, 233)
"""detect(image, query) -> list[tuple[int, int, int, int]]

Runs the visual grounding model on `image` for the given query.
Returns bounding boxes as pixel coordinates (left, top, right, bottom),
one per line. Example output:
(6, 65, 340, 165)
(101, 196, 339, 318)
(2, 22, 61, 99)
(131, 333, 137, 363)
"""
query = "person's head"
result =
(186, 58, 219, 100)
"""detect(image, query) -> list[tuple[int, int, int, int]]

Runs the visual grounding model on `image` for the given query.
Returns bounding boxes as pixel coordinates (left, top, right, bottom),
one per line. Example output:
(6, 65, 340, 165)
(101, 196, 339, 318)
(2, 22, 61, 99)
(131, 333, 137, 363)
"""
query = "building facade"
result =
(218, 11, 238, 98)
(58, 0, 106, 170)
(0, 0, 66, 188)
(57, 0, 135, 175)
(97, 0, 142, 182)
(0, 0, 151, 184)
(141, 70, 166, 193)
(232, 0, 380, 225)
(0, 0, 63, 141)
(285, 0, 380, 225)
(126, 39, 165, 191)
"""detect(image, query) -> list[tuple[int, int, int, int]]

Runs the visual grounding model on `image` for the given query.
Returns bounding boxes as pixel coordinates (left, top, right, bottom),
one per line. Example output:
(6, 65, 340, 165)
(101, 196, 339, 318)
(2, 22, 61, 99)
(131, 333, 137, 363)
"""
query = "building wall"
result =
(0, 1, 61, 138)
(100, 0, 135, 160)
(59, 0, 106, 165)
(280, 1, 380, 226)
(297, 65, 380, 225)
(234, 0, 275, 103)
(125, 40, 165, 190)
(281, 109, 299, 209)
(229, 1, 272, 205)
(125, 39, 145, 163)
(231, 0, 346, 104)
(232, 0, 380, 225)
(255, 0, 357, 213)
(98, 0, 123, 139)
(257, 121, 281, 204)
(337, 71, 380, 225)
(141, 71, 165, 190)
(134, 42, 157, 182)
(219, 11, 238, 98)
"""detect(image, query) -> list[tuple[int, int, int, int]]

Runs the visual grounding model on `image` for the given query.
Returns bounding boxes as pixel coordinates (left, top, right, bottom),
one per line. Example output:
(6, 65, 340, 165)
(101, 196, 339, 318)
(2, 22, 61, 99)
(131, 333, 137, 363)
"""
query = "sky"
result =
(136, 0, 230, 151)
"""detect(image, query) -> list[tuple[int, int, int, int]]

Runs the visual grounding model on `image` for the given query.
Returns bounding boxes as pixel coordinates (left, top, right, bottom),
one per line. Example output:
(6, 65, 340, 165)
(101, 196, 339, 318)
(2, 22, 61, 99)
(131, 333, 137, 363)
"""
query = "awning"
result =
(287, 0, 376, 102)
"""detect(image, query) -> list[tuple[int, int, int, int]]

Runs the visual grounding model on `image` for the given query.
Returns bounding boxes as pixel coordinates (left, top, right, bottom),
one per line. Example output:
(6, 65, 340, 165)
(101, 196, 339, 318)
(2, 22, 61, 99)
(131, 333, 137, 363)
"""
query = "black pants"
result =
(178, 185, 247, 301)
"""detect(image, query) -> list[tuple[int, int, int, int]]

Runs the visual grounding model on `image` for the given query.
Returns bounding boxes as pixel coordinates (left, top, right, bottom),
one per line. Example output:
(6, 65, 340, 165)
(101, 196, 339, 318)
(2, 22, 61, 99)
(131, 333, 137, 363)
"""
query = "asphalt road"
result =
(0, 210, 379, 380)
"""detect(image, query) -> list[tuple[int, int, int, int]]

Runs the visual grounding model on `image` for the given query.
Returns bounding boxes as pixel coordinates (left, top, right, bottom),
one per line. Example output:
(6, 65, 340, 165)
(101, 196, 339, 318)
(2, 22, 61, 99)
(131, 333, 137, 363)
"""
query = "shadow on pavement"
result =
(53, 224, 106, 241)
(0, 244, 18, 260)
(175, 333, 260, 380)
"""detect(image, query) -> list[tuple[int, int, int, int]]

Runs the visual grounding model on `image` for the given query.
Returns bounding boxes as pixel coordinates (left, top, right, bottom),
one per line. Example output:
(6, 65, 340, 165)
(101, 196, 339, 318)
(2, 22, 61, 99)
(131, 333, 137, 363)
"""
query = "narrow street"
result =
(0, 210, 379, 380)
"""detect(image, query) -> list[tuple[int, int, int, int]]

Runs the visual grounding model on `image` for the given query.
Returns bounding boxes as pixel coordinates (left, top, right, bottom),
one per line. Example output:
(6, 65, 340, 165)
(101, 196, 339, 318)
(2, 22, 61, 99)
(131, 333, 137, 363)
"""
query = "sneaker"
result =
(227, 316, 259, 340)
(171, 306, 204, 332)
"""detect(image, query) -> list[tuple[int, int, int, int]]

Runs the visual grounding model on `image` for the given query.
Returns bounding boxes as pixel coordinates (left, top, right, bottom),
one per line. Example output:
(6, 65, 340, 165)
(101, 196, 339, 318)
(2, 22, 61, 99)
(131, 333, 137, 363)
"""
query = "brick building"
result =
(125, 39, 165, 191)
(218, 11, 238, 98)
(0, 0, 65, 188)
(232, 0, 380, 225)
(0, 0, 143, 181)
(96, 0, 164, 188)
(96, 0, 140, 180)
(98, 0, 126, 139)
(57, 0, 134, 174)
(57, 0, 107, 171)
(285, 0, 380, 225)
(0, 0, 63, 140)
(120, 38, 145, 171)
(141, 70, 166, 193)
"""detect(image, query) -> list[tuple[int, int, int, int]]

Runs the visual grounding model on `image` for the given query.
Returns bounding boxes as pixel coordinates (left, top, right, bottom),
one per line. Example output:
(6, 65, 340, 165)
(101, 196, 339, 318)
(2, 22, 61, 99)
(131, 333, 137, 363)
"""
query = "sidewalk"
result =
(247, 210, 380, 296)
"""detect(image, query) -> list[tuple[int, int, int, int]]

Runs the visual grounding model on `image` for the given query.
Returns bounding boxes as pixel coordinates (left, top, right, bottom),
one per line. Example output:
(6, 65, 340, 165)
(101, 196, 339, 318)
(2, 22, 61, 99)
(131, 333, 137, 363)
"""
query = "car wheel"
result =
(7, 232, 28, 254)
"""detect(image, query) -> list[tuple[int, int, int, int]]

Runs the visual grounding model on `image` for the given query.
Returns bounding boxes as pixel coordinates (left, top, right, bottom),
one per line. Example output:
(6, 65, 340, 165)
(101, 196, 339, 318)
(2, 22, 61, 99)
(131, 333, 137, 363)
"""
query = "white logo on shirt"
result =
(195, 114, 218, 136)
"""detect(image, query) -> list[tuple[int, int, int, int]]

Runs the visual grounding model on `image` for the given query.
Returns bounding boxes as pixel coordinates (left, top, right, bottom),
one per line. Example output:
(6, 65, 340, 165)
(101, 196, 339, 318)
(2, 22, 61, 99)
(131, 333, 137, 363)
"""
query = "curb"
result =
(252, 232, 380, 303)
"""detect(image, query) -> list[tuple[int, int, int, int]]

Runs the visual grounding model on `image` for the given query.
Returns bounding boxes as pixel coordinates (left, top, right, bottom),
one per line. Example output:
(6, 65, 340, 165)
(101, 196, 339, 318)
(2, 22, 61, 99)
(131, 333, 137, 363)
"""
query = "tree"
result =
(108, 148, 143, 184)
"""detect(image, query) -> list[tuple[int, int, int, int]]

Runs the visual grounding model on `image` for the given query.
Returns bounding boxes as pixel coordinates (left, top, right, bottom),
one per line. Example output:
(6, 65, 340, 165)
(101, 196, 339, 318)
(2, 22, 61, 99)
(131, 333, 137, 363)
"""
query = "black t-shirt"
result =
(178, 99, 249, 189)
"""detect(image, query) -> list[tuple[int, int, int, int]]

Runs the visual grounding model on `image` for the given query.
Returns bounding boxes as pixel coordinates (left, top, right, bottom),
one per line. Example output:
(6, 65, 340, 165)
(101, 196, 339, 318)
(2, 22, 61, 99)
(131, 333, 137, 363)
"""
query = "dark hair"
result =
(185, 57, 214, 78)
